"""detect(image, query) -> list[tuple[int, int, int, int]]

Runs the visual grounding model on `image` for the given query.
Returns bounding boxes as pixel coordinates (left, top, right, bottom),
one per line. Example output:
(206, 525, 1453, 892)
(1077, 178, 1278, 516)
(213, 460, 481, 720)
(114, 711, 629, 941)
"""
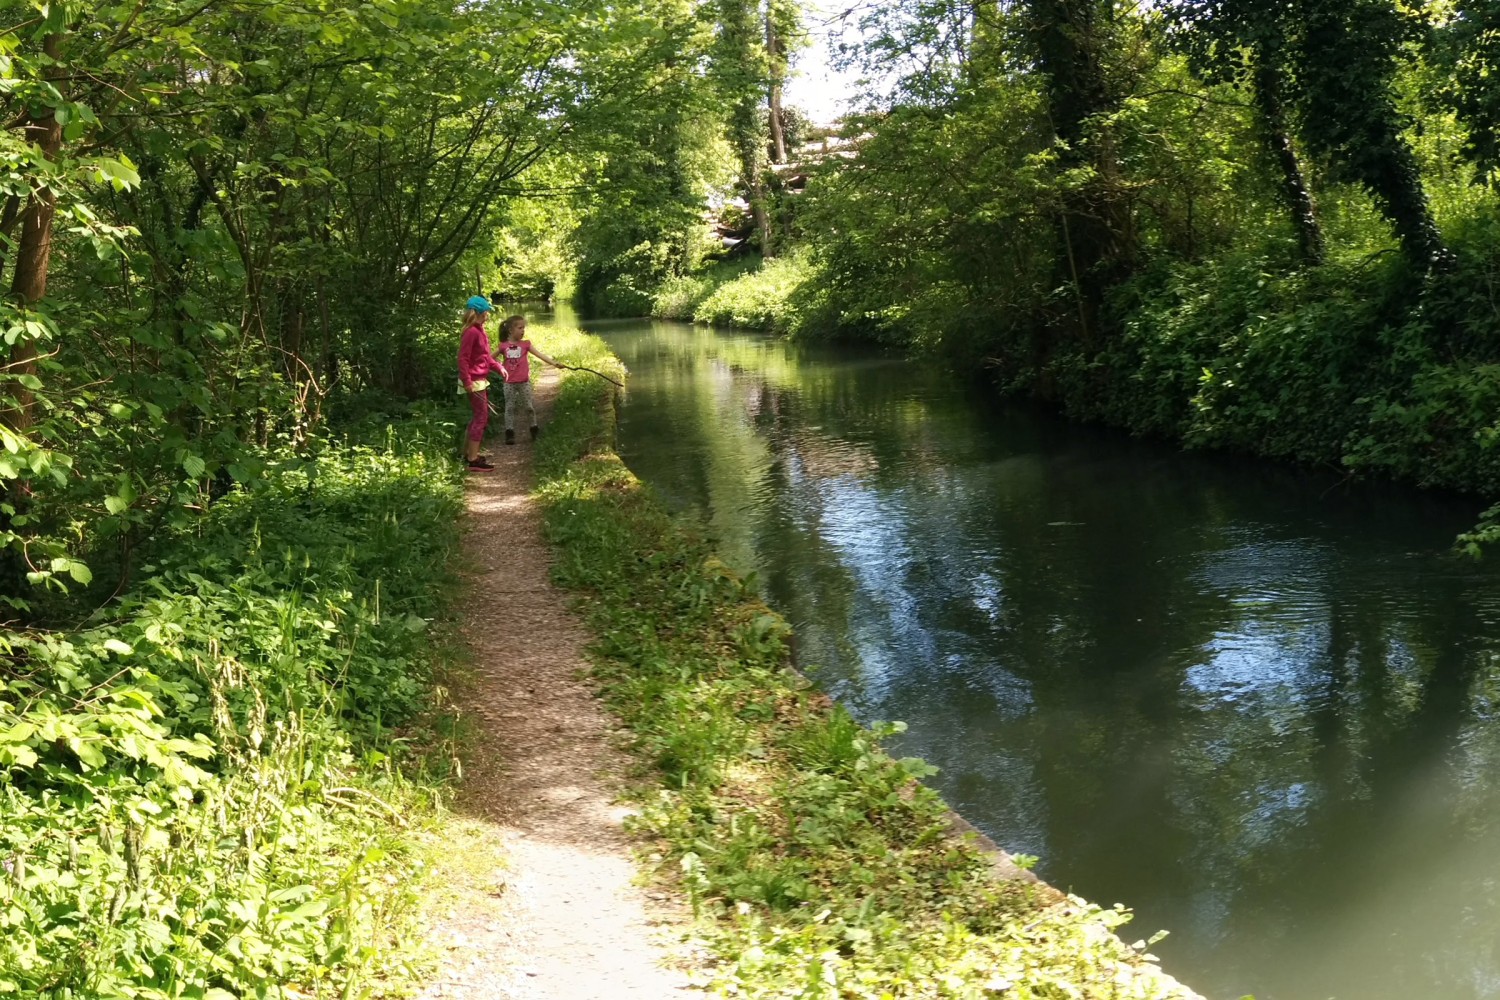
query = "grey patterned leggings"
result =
(502, 380, 535, 432)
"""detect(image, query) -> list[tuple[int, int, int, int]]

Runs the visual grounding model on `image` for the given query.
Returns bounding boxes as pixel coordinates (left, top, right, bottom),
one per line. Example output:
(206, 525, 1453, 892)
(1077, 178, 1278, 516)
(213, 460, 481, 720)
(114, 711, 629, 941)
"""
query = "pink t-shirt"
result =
(499, 339, 534, 383)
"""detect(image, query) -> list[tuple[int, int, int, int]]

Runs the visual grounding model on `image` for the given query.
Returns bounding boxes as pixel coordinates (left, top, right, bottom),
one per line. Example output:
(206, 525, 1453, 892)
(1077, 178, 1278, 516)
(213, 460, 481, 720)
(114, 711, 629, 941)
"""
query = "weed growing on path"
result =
(532, 330, 1200, 999)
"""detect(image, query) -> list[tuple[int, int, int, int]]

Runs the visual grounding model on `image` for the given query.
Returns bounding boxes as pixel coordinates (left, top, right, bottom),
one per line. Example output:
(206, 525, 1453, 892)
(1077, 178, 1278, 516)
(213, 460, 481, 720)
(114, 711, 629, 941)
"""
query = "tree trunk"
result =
(1026, 0, 1133, 344)
(1254, 63, 1324, 265)
(5, 32, 65, 433)
(766, 10, 787, 164)
(1298, 0, 1451, 270)
(0, 195, 22, 289)
(1366, 138, 1452, 269)
(733, 103, 775, 257)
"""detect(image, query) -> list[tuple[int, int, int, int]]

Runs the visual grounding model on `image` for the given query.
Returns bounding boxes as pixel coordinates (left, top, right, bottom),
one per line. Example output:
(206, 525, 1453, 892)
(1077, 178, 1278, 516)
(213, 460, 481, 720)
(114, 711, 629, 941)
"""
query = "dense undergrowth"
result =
(0, 407, 465, 999)
(531, 329, 1198, 999)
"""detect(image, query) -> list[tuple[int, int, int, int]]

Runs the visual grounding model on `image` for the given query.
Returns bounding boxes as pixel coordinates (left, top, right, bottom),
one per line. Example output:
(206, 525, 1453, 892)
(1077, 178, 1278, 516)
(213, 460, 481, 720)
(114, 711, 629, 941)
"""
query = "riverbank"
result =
(531, 327, 1202, 999)
(638, 252, 1500, 529)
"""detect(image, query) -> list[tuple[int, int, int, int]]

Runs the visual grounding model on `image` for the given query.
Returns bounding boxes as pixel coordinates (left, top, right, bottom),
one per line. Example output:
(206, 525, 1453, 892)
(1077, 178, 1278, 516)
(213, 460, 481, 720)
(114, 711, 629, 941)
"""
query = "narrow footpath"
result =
(419, 372, 696, 1000)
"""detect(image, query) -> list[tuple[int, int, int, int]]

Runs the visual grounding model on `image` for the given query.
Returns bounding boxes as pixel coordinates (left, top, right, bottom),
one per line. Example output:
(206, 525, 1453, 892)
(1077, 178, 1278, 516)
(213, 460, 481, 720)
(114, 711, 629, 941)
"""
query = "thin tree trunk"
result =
(743, 142, 774, 256)
(1255, 64, 1324, 265)
(734, 101, 775, 257)
(1026, 0, 1133, 345)
(5, 32, 65, 432)
(0, 195, 23, 289)
(766, 10, 787, 164)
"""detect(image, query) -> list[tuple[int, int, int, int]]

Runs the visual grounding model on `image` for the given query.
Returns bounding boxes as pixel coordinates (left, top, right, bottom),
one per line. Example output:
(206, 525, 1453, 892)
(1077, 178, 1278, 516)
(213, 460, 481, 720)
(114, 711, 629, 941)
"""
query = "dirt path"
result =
(419, 372, 696, 1000)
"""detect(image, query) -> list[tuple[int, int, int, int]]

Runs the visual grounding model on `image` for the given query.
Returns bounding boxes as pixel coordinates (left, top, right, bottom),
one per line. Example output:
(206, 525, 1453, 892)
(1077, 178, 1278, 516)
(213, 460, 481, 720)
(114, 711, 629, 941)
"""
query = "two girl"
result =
(456, 296, 560, 472)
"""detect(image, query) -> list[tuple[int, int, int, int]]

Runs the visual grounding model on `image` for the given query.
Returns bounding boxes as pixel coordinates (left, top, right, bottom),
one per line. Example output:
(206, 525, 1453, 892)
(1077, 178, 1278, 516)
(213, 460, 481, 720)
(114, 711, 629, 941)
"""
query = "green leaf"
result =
(68, 561, 92, 585)
(104, 495, 128, 515)
(183, 454, 207, 479)
(67, 738, 106, 770)
(0, 745, 38, 768)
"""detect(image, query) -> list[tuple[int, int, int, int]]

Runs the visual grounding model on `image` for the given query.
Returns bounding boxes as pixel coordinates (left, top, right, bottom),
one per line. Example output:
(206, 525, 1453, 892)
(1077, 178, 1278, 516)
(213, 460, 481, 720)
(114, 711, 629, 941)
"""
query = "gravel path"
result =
(419, 371, 696, 1000)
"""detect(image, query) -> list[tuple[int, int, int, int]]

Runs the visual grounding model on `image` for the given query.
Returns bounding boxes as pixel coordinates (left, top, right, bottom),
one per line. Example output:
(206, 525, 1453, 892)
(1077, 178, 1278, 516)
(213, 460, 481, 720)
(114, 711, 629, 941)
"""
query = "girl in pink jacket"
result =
(457, 295, 503, 472)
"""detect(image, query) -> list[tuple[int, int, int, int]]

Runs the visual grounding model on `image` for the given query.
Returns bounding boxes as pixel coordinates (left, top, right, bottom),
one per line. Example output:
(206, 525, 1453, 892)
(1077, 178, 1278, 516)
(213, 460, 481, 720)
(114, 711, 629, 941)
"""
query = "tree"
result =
(1293, 0, 1451, 269)
(713, 0, 776, 256)
(1020, 0, 1139, 342)
(1438, 1, 1500, 179)
(1168, 0, 1326, 263)
(766, 0, 800, 164)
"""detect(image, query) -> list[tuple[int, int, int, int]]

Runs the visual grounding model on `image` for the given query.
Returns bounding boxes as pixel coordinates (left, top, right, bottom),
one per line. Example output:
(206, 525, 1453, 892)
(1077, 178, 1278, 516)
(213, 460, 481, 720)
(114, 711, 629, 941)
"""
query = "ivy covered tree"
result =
(1294, 0, 1451, 269)
(713, 0, 777, 256)
(1168, 0, 1326, 263)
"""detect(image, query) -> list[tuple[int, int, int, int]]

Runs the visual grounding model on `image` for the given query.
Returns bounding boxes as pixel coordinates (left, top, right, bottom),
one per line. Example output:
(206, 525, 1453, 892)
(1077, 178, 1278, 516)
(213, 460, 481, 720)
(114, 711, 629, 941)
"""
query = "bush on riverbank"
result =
(650, 252, 827, 335)
(1036, 248, 1500, 496)
(532, 330, 1199, 999)
(0, 410, 464, 998)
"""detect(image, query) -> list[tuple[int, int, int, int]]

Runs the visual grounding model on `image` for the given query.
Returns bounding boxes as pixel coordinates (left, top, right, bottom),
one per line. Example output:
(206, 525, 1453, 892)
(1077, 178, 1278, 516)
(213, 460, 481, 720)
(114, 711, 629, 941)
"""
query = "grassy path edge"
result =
(531, 328, 1209, 1000)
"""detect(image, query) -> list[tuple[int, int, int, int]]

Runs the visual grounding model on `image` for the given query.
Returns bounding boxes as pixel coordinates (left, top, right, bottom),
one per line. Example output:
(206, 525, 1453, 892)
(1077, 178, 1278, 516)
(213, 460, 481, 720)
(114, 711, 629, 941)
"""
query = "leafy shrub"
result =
(649, 251, 823, 334)
(0, 411, 463, 999)
(653, 255, 764, 321)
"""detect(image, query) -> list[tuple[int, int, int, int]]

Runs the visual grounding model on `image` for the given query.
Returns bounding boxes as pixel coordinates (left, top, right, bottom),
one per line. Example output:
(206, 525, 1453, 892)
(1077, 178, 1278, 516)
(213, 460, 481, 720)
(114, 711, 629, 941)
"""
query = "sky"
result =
(782, 2, 868, 124)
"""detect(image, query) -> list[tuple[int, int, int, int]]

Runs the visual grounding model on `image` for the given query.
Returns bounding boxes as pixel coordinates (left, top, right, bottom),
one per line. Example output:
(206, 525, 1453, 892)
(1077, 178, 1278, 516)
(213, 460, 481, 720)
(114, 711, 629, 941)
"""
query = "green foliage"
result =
(656, 252, 819, 333)
(0, 0, 696, 603)
(568, 2, 738, 317)
(1442, 1, 1500, 178)
(588, 0, 1500, 551)
(529, 333, 1199, 999)
(0, 410, 464, 998)
(1028, 240, 1500, 496)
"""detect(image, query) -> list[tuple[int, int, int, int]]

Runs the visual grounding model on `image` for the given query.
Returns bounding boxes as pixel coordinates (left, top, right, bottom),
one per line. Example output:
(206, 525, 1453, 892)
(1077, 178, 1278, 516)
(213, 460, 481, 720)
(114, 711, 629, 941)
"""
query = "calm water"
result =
(567, 314, 1500, 1000)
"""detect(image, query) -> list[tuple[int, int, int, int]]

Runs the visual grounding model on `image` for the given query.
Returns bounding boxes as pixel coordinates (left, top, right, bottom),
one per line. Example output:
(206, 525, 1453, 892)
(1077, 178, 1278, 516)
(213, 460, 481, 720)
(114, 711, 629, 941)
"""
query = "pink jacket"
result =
(457, 324, 503, 389)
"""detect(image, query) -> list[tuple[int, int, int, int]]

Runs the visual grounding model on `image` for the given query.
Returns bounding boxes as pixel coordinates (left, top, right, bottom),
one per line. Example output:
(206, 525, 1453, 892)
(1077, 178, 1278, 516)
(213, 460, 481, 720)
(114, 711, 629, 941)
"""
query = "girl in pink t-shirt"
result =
(497, 315, 560, 444)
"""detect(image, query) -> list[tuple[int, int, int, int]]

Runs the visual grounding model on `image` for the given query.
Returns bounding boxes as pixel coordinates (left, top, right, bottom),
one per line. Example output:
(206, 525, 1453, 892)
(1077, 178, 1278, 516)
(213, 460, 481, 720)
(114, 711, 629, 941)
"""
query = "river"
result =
(555, 312, 1500, 1000)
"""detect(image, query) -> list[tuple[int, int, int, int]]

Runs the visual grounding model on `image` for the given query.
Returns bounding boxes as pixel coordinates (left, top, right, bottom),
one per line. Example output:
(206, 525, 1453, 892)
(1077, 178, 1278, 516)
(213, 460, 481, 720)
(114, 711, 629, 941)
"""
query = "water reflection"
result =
(577, 317, 1500, 1000)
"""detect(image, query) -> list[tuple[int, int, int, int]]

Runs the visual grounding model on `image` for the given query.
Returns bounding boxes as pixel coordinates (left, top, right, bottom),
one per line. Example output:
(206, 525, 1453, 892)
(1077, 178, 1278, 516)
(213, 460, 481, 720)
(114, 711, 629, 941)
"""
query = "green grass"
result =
(531, 331, 1203, 999)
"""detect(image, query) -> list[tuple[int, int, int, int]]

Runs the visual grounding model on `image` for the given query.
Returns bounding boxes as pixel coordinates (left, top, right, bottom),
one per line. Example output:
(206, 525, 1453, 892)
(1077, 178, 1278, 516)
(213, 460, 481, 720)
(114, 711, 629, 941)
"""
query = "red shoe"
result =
(467, 459, 495, 473)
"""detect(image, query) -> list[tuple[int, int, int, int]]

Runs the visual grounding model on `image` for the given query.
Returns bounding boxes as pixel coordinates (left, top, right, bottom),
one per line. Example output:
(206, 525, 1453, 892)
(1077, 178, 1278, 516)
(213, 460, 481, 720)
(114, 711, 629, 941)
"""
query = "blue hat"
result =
(466, 295, 493, 313)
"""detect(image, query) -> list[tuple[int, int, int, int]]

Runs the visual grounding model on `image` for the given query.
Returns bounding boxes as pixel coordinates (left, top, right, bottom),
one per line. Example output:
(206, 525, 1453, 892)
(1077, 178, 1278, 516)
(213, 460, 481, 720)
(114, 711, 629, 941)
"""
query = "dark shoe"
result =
(466, 459, 495, 473)
(530, 425, 540, 440)
(505, 429, 516, 445)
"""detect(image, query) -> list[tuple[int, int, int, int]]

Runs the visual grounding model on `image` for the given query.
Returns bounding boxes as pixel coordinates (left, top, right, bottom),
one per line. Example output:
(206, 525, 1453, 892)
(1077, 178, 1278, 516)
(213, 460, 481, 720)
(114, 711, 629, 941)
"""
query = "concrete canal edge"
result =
(942, 812, 1205, 998)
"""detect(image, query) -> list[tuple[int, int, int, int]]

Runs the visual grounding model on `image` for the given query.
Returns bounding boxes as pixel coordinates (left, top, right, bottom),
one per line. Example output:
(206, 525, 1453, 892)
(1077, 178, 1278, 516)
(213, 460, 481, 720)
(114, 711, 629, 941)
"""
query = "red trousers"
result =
(466, 389, 489, 443)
